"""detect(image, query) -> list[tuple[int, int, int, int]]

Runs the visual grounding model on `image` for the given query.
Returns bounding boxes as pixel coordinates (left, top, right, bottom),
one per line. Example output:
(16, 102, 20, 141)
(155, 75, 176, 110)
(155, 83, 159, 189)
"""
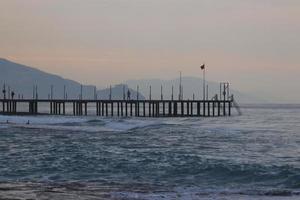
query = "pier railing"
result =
(0, 99, 233, 117)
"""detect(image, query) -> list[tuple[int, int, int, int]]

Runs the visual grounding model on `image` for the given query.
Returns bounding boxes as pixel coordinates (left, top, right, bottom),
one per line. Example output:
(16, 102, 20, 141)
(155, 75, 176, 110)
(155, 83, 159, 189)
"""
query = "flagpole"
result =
(179, 71, 182, 100)
(203, 66, 206, 101)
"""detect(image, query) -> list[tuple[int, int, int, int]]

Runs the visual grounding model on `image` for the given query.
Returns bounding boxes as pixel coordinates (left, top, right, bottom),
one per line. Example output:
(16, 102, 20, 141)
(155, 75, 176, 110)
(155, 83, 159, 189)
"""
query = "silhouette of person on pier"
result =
(127, 90, 131, 100)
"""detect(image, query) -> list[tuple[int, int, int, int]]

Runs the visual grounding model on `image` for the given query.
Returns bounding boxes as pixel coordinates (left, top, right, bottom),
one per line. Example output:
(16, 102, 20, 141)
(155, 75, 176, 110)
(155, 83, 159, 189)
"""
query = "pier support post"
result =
(136, 102, 139, 117)
(96, 102, 98, 116)
(78, 103, 80, 115)
(75, 102, 78, 116)
(63, 102, 66, 115)
(105, 102, 108, 116)
(168, 102, 172, 116)
(174, 102, 177, 116)
(10, 101, 14, 113)
(14, 101, 17, 113)
(99, 102, 101, 116)
(73, 102, 75, 115)
(29, 102, 31, 114)
(117, 102, 120, 116)
(13, 101, 15, 113)
(197, 102, 200, 116)
(121, 102, 124, 117)
(85, 102, 88, 116)
(213, 101, 215, 117)
(78, 103, 80, 116)
(9, 101, 11, 113)
(36, 101, 38, 114)
(52, 102, 55, 115)
(134, 102, 137, 116)
(101, 102, 104, 116)
(58, 103, 61, 115)
(152, 102, 155, 117)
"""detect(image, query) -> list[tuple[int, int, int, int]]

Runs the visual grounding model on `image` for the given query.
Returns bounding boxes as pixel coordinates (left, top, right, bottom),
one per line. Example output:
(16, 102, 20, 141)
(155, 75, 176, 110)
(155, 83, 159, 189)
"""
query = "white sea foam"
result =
(103, 118, 160, 131)
(0, 115, 87, 125)
(111, 191, 299, 200)
(11, 124, 118, 133)
(0, 115, 167, 132)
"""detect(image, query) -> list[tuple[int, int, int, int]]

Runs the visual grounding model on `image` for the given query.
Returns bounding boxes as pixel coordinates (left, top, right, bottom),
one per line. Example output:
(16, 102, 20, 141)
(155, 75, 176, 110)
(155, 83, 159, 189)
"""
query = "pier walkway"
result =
(0, 99, 232, 117)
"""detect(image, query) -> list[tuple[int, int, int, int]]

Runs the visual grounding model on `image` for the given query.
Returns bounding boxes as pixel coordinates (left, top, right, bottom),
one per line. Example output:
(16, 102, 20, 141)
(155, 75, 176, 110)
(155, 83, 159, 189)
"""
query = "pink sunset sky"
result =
(0, 0, 299, 102)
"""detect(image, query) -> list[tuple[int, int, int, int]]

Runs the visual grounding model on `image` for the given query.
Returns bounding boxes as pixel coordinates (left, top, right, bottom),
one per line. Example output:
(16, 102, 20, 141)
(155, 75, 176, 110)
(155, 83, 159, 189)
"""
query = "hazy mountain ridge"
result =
(97, 84, 145, 100)
(0, 58, 96, 99)
(125, 77, 265, 103)
(0, 58, 261, 103)
(0, 58, 146, 100)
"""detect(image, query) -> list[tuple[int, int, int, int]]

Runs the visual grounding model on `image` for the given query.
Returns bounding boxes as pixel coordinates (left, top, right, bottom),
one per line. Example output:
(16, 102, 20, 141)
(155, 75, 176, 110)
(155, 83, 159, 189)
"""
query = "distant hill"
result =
(125, 77, 265, 104)
(0, 58, 143, 100)
(97, 84, 145, 100)
(0, 58, 97, 99)
(0, 58, 263, 103)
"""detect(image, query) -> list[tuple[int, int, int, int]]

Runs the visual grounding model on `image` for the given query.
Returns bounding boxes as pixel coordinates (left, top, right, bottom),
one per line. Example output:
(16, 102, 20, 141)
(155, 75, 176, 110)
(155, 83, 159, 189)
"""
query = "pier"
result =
(0, 99, 233, 117)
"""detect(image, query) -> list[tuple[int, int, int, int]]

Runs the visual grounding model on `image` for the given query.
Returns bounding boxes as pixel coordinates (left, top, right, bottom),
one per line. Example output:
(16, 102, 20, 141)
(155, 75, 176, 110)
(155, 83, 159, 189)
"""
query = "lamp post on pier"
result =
(200, 64, 206, 101)
(137, 85, 139, 100)
(171, 85, 174, 101)
(50, 85, 54, 100)
(161, 85, 163, 100)
(179, 71, 182, 100)
(109, 85, 112, 100)
(149, 86, 152, 100)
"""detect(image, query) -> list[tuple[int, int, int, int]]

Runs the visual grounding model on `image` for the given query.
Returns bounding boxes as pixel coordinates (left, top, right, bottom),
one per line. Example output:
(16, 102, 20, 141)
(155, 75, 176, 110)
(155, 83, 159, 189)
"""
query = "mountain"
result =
(0, 58, 97, 99)
(124, 77, 265, 104)
(0, 58, 144, 100)
(96, 84, 145, 100)
(0, 58, 262, 103)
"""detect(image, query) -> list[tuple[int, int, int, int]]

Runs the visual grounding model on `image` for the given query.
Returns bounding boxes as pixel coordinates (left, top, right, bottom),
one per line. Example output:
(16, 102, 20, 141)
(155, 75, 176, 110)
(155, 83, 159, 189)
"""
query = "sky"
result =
(0, 0, 299, 102)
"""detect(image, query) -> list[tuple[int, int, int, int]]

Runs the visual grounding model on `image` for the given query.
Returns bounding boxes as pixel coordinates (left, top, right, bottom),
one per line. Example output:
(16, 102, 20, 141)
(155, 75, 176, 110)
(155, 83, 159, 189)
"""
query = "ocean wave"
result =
(0, 115, 169, 132)
(0, 115, 87, 125)
(112, 188, 300, 200)
(0, 182, 299, 200)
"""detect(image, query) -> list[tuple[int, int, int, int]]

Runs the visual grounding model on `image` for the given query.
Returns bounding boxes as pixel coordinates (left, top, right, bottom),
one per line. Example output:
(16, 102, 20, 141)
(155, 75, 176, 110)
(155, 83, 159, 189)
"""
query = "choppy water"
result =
(0, 105, 300, 200)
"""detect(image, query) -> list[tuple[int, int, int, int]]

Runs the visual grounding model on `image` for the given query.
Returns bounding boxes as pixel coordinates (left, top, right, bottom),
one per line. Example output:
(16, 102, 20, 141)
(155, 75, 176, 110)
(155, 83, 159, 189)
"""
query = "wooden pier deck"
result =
(0, 99, 232, 117)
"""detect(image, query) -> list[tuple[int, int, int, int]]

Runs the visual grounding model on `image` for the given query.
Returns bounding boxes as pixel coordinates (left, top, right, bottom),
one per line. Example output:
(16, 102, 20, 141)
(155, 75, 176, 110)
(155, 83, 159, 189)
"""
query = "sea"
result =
(0, 104, 300, 200)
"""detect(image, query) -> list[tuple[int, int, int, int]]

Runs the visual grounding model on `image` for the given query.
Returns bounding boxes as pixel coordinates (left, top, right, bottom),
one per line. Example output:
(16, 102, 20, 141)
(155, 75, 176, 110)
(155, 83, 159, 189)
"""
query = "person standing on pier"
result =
(11, 91, 15, 99)
(127, 90, 131, 100)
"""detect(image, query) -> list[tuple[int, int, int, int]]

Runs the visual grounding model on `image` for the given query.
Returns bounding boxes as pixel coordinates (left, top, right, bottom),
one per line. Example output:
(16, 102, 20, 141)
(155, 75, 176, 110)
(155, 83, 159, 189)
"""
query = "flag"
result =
(200, 64, 205, 70)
